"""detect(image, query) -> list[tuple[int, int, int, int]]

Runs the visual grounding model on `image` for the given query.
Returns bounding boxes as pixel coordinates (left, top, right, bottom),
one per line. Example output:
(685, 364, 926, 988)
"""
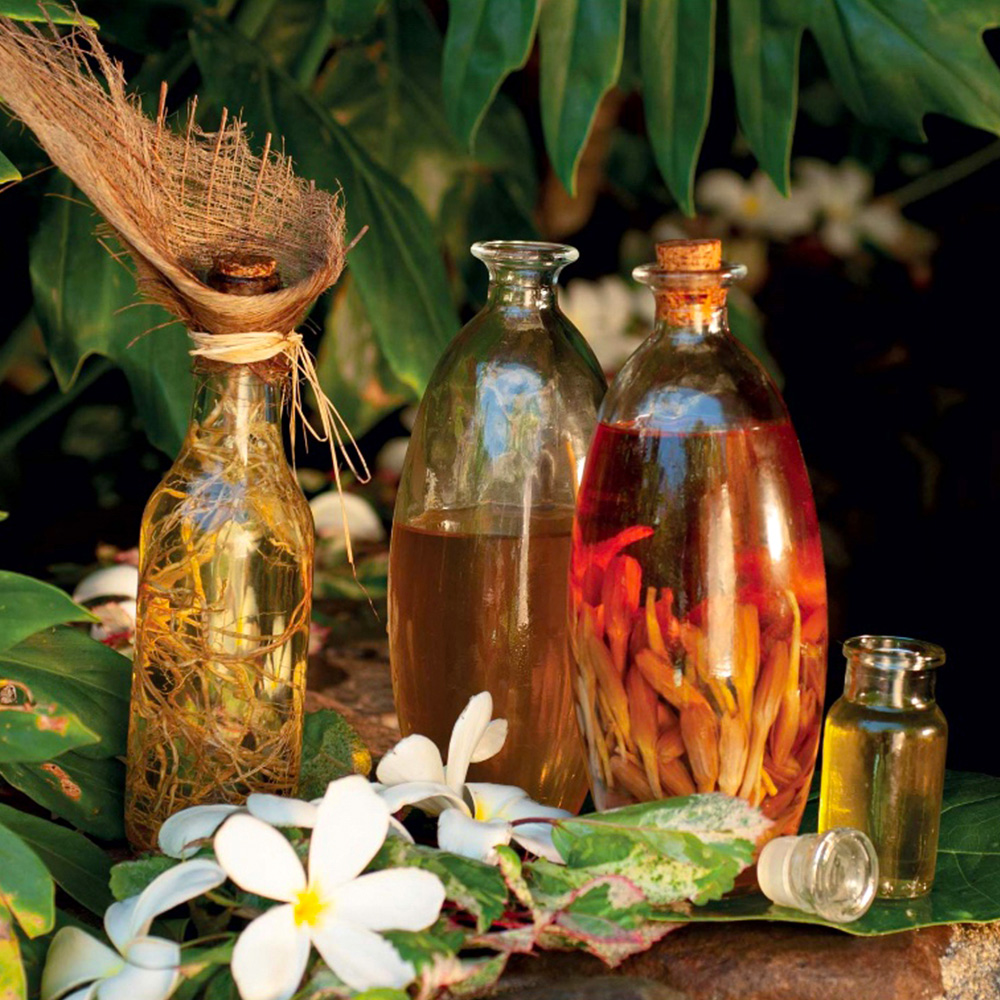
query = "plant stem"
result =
(0, 358, 112, 453)
(892, 139, 1000, 208)
(292, 21, 335, 87)
(232, 0, 279, 39)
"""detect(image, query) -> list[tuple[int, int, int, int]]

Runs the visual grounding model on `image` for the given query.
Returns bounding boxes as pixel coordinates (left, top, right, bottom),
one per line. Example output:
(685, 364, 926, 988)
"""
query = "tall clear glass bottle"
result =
(125, 257, 314, 851)
(389, 241, 606, 810)
(570, 239, 827, 842)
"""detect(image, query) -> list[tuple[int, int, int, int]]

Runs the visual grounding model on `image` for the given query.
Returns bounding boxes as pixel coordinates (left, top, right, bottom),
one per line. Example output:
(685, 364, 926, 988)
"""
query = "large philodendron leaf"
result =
(669, 770, 1000, 935)
(0, 823, 54, 939)
(191, 15, 458, 399)
(538, 0, 625, 194)
(0, 571, 93, 653)
(0, 2, 96, 24)
(29, 176, 192, 456)
(0, 626, 132, 758)
(639, 0, 716, 215)
(730, 0, 1000, 192)
(442, 0, 539, 149)
(0, 804, 113, 915)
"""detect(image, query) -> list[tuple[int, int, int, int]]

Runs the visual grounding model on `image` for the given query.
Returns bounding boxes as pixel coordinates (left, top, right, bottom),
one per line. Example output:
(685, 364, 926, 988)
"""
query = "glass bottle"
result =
(125, 256, 314, 851)
(389, 241, 606, 811)
(757, 828, 879, 923)
(819, 635, 947, 898)
(570, 239, 827, 842)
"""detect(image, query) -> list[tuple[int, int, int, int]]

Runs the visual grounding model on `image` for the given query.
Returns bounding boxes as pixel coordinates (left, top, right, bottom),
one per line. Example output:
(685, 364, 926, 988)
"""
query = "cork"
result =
(653, 239, 726, 324)
(656, 238, 722, 272)
(207, 254, 282, 296)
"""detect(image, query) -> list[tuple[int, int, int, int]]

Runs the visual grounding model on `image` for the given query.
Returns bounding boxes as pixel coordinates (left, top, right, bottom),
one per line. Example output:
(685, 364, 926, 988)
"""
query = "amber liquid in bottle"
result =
(390, 505, 585, 809)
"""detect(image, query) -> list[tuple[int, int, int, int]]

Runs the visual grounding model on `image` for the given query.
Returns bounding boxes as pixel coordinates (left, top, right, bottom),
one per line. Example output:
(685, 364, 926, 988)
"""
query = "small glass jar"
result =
(819, 636, 947, 898)
(757, 828, 879, 923)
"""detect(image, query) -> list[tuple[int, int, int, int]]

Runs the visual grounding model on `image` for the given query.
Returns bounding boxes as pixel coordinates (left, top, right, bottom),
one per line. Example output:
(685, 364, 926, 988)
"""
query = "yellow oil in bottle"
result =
(818, 636, 947, 899)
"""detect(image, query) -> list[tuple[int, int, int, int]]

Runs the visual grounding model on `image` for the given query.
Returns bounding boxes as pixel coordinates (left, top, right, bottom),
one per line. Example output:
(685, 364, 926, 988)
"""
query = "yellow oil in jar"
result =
(819, 697, 947, 898)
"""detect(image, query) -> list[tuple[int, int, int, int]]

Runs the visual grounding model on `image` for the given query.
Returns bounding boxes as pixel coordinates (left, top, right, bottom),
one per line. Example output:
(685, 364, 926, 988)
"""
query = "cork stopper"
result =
(206, 253, 282, 296)
(656, 238, 722, 272)
(653, 238, 726, 324)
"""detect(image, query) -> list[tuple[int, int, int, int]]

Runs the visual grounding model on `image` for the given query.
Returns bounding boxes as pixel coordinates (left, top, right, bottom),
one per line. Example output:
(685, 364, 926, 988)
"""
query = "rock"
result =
(494, 977, 686, 1000)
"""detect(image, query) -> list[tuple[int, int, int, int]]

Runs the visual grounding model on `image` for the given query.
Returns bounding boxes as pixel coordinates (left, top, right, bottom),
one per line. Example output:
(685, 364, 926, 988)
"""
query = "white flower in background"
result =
(560, 275, 649, 372)
(42, 860, 225, 1000)
(696, 169, 814, 240)
(72, 564, 139, 647)
(794, 158, 934, 260)
(213, 775, 445, 999)
(309, 491, 385, 550)
(377, 693, 569, 865)
(375, 436, 409, 477)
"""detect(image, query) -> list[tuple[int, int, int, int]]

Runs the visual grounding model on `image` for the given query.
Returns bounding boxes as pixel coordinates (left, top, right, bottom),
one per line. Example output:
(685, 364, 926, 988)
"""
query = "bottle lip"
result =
(843, 634, 946, 671)
(471, 240, 579, 268)
(632, 260, 747, 288)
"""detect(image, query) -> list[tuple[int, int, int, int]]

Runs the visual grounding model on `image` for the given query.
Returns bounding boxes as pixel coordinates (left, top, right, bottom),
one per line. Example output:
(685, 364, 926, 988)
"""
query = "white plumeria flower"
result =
(376, 692, 507, 817)
(213, 775, 445, 999)
(309, 491, 385, 548)
(72, 564, 140, 646)
(560, 275, 645, 373)
(376, 693, 569, 865)
(696, 169, 814, 240)
(375, 437, 409, 477)
(41, 860, 225, 1000)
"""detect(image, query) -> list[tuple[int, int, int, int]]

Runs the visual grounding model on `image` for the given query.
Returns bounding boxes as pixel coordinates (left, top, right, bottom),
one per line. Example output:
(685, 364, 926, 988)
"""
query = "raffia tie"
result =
(188, 330, 370, 566)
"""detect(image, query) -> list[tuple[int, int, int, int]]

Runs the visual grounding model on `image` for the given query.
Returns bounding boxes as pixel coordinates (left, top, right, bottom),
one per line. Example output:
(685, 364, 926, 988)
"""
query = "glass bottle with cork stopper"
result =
(125, 253, 314, 851)
(569, 238, 827, 846)
(389, 241, 606, 812)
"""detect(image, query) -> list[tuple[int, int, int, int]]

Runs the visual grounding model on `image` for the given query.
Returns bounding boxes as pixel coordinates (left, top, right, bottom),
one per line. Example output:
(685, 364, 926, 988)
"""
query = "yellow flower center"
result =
(293, 886, 326, 928)
(742, 194, 761, 217)
(474, 800, 489, 821)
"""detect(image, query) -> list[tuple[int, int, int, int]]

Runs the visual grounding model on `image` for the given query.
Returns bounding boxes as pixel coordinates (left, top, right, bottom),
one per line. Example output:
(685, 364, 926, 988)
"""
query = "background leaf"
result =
(0, 906, 27, 1000)
(0, 148, 20, 184)
(0, 571, 93, 653)
(297, 708, 372, 799)
(639, 0, 715, 214)
(0, 1, 96, 25)
(110, 856, 179, 902)
(0, 823, 54, 938)
(0, 804, 113, 915)
(0, 703, 99, 764)
(191, 15, 458, 400)
(538, 0, 625, 194)
(441, 0, 539, 148)
(29, 177, 192, 456)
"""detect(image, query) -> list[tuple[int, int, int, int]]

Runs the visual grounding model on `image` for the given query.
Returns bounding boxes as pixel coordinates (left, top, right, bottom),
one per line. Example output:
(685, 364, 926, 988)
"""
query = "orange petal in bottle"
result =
(569, 239, 827, 852)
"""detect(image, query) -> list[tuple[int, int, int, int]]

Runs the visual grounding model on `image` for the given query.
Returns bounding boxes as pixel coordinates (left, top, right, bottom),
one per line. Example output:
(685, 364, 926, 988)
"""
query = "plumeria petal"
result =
(470, 718, 507, 763)
(311, 920, 415, 992)
(309, 775, 389, 893)
(231, 904, 308, 1000)
(376, 734, 446, 786)
(438, 808, 511, 864)
(378, 779, 468, 818)
(214, 815, 305, 902)
(94, 963, 178, 1000)
(331, 869, 445, 932)
(109, 860, 225, 947)
(465, 782, 531, 820)
(158, 805, 241, 859)
(445, 692, 493, 792)
(61, 988, 98, 1000)
(121, 937, 180, 972)
(72, 565, 139, 604)
(41, 928, 122, 1000)
(246, 794, 318, 828)
(388, 816, 415, 843)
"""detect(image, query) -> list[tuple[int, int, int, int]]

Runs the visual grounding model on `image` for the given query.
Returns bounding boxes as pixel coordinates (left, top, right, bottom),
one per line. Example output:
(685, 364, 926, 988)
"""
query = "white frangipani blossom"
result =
(559, 275, 647, 373)
(41, 860, 225, 1000)
(213, 775, 445, 999)
(696, 169, 814, 240)
(309, 491, 385, 547)
(377, 693, 569, 865)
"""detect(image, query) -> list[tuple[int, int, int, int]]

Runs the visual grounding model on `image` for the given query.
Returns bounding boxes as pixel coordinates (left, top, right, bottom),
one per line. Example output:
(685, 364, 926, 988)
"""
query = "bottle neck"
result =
(651, 300, 729, 343)
(188, 362, 285, 464)
(484, 265, 562, 310)
(844, 661, 937, 710)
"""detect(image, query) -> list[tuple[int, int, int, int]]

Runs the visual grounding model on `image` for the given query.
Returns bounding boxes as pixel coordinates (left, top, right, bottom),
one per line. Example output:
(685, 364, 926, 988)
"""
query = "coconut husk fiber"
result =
(0, 12, 346, 336)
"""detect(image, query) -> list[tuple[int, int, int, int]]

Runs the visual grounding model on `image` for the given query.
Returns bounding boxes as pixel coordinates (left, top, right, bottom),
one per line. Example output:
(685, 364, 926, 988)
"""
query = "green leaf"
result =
(191, 15, 457, 398)
(326, 0, 383, 39)
(538, 0, 625, 194)
(110, 856, 180, 902)
(298, 709, 372, 800)
(0, 571, 93, 653)
(728, 0, 800, 194)
(0, 148, 20, 185)
(0, 1, 96, 25)
(372, 838, 508, 932)
(442, 0, 539, 148)
(639, 0, 715, 214)
(0, 906, 27, 1000)
(0, 753, 124, 841)
(0, 823, 54, 938)
(29, 176, 192, 456)
(0, 626, 132, 758)
(0, 804, 113, 915)
(552, 793, 767, 905)
(382, 926, 464, 972)
(0, 702, 99, 764)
